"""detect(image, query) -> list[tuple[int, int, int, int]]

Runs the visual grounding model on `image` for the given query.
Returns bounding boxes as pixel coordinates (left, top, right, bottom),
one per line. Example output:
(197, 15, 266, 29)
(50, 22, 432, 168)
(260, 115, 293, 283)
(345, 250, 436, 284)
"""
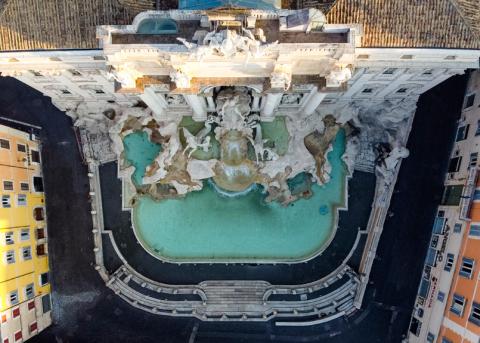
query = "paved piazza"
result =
(0, 1, 478, 342)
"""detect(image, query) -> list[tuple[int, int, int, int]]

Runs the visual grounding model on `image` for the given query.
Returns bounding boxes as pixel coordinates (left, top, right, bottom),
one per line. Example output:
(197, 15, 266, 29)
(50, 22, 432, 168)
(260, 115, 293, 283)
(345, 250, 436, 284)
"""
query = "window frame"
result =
(9, 290, 18, 306)
(2, 194, 11, 208)
(5, 231, 14, 245)
(16, 143, 26, 153)
(469, 302, 480, 326)
(444, 253, 455, 272)
(32, 176, 44, 192)
(33, 206, 45, 221)
(456, 124, 470, 142)
(36, 243, 46, 257)
(25, 283, 34, 299)
(20, 182, 29, 191)
(30, 149, 40, 163)
(16, 194, 27, 207)
(5, 250, 15, 264)
(450, 293, 466, 317)
(20, 228, 30, 241)
(465, 93, 476, 109)
(22, 246, 32, 261)
(470, 152, 478, 168)
(459, 257, 475, 279)
(0, 138, 10, 150)
(3, 180, 13, 191)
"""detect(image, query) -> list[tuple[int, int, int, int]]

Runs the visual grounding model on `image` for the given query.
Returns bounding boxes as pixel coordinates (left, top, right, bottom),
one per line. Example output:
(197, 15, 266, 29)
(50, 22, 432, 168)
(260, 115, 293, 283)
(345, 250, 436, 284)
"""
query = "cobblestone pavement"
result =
(0, 74, 467, 342)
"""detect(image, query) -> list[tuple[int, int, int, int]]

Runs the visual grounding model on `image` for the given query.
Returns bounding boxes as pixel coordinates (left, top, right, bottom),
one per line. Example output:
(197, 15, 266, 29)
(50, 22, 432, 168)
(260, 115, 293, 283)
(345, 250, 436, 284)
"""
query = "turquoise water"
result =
(132, 130, 347, 262)
(123, 131, 162, 186)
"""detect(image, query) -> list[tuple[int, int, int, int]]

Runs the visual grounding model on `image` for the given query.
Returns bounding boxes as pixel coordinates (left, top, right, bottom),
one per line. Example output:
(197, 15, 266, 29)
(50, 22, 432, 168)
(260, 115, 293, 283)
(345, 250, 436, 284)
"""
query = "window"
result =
(12, 307, 19, 318)
(423, 69, 433, 75)
(20, 182, 29, 191)
(456, 124, 470, 141)
(448, 156, 462, 173)
(2, 195, 11, 208)
(9, 290, 18, 305)
(401, 55, 413, 59)
(33, 207, 45, 221)
(470, 224, 480, 237)
(441, 338, 453, 343)
(27, 301, 35, 311)
(69, 69, 82, 76)
(14, 331, 22, 342)
(465, 94, 475, 108)
(20, 228, 29, 241)
(470, 152, 478, 167)
(0, 138, 10, 149)
(3, 338, 8, 343)
(16, 143, 26, 153)
(6, 250, 15, 264)
(22, 246, 32, 261)
(426, 332, 435, 342)
(31, 150, 40, 163)
(61, 89, 71, 94)
(445, 253, 455, 271)
(5, 232, 14, 245)
(3, 181, 13, 191)
(357, 54, 369, 59)
(30, 70, 42, 77)
(42, 294, 51, 313)
(433, 217, 445, 234)
(383, 68, 396, 75)
(29, 321, 37, 334)
(451, 293, 466, 316)
(33, 176, 44, 192)
(437, 291, 445, 302)
(396, 88, 408, 93)
(36, 244, 46, 256)
(17, 194, 26, 206)
(445, 55, 456, 60)
(25, 283, 34, 299)
(1, 314, 6, 323)
(36, 228, 45, 239)
(459, 257, 474, 278)
(425, 247, 437, 266)
(469, 302, 480, 326)
(40, 272, 49, 286)
(95, 89, 105, 94)
(362, 88, 373, 93)
(474, 190, 480, 201)
(454, 223, 462, 233)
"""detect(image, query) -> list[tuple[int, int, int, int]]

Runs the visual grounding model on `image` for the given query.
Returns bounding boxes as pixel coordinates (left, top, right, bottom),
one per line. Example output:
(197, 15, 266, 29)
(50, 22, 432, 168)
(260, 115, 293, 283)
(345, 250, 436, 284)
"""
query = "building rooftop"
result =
(0, 0, 478, 51)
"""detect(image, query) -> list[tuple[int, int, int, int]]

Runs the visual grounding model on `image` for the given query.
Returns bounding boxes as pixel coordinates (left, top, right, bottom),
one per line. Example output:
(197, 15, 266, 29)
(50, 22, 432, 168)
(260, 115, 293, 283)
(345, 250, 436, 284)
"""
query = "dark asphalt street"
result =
(0, 73, 467, 342)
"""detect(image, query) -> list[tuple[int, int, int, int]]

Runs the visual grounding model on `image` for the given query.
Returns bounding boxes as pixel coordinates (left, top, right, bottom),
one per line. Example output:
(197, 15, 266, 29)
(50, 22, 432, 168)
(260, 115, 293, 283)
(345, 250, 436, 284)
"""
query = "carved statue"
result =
(326, 66, 352, 88)
(169, 68, 191, 89)
(167, 95, 187, 106)
(182, 127, 211, 158)
(246, 114, 278, 163)
(281, 93, 303, 105)
(177, 28, 278, 62)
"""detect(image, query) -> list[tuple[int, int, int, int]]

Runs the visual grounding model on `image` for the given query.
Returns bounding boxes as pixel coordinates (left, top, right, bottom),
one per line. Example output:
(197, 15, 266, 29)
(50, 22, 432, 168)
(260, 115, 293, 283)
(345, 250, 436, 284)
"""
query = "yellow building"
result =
(0, 124, 51, 343)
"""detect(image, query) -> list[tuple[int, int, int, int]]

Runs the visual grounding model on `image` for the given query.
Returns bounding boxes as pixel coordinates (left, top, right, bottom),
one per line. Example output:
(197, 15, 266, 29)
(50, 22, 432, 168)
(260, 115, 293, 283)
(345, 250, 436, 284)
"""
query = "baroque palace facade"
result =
(0, 0, 479, 340)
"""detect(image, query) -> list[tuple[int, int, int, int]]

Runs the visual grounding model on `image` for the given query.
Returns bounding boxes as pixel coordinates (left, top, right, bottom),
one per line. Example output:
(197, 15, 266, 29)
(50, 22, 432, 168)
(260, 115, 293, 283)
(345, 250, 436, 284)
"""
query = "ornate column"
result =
(300, 87, 326, 116)
(260, 93, 283, 122)
(252, 92, 261, 111)
(140, 87, 168, 121)
(184, 94, 208, 121)
(204, 91, 216, 112)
